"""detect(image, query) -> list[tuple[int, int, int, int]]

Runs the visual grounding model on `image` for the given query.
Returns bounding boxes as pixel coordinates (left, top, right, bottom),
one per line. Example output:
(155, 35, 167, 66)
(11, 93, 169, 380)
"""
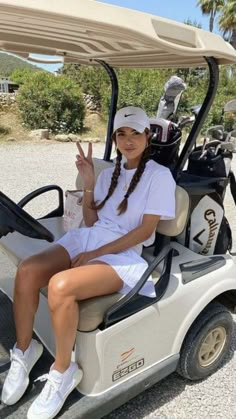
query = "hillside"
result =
(0, 52, 39, 77)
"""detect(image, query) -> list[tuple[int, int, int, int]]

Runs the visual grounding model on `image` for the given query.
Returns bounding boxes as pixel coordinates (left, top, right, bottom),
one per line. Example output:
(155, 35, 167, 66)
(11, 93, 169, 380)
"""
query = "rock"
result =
(40, 129, 50, 140)
(68, 134, 81, 142)
(81, 137, 101, 143)
(0, 93, 17, 110)
(55, 134, 70, 142)
(6, 137, 16, 142)
(91, 137, 101, 143)
(29, 129, 50, 140)
(80, 137, 89, 142)
(85, 112, 103, 128)
(83, 94, 100, 111)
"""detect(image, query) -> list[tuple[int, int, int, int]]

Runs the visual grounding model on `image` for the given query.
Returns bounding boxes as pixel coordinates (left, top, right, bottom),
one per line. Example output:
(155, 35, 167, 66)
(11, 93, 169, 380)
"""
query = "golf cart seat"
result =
(0, 158, 189, 331)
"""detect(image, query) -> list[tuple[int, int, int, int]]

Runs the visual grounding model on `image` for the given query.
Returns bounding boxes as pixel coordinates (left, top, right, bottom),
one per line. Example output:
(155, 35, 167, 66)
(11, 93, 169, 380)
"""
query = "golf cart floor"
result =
(0, 290, 83, 419)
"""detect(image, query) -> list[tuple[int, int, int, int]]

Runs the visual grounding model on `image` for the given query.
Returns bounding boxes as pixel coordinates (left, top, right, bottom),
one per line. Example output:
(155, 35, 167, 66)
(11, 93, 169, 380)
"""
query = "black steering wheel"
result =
(0, 191, 54, 242)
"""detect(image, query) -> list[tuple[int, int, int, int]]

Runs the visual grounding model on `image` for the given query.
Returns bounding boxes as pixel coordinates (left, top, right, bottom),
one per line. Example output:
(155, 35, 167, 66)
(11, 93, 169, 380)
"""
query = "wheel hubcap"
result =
(198, 327, 227, 367)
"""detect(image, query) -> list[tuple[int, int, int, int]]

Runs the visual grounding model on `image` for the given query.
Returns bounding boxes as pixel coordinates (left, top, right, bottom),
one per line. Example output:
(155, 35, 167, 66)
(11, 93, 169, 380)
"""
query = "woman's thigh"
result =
(49, 262, 123, 301)
(18, 244, 71, 290)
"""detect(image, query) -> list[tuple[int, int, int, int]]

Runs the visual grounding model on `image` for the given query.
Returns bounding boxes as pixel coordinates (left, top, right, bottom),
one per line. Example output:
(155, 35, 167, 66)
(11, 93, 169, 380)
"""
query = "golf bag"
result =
(156, 75, 186, 121)
(149, 118, 182, 169)
(177, 143, 235, 255)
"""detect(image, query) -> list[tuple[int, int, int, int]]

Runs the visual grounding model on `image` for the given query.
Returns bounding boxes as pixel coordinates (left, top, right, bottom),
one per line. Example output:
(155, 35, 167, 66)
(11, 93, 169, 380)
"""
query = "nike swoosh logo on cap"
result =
(124, 113, 135, 117)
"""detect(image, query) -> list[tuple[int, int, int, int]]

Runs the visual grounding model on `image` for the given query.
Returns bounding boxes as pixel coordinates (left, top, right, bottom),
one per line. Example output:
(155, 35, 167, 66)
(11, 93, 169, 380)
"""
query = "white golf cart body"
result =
(0, 1, 236, 418)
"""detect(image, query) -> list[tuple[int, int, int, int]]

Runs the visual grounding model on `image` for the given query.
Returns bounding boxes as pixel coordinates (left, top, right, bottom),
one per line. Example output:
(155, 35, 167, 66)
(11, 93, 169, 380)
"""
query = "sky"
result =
(100, 0, 210, 29)
(29, 0, 212, 73)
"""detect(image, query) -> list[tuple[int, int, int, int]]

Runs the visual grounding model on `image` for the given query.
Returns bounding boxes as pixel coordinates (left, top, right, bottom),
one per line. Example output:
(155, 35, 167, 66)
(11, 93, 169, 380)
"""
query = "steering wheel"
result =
(0, 191, 54, 242)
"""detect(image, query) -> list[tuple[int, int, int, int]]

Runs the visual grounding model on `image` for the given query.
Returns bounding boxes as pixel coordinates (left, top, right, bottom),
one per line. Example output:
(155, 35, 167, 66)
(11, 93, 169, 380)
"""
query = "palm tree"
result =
(219, 0, 236, 49)
(196, 0, 225, 32)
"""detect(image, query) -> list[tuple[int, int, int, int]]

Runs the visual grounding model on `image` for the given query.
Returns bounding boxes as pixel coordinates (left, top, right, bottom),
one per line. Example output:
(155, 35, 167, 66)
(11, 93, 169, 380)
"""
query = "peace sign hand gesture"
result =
(75, 142, 95, 188)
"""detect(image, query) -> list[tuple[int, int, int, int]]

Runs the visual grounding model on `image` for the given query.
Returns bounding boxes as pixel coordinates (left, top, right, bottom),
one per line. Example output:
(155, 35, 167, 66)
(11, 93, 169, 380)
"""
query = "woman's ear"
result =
(111, 132, 117, 146)
(110, 134, 114, 143)
(146, 130, 152, 143)
(145, 128, 151, 139)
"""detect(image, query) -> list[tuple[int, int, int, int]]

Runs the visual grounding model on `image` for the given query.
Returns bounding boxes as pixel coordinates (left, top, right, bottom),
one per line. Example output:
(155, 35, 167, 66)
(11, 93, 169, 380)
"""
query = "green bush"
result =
(11, 68, 39, 85)
(61, 64, 172, 117)
(100, 68, 173, 118)
(117, 69, 172, 116)
(60, 64, 110, 109)
(12, 63, 236, 137)
(16, 72, 85, 133)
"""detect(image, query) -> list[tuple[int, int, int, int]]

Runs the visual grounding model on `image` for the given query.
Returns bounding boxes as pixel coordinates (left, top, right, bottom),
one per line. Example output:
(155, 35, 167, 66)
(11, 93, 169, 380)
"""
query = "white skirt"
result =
(56, 225, 156, 298)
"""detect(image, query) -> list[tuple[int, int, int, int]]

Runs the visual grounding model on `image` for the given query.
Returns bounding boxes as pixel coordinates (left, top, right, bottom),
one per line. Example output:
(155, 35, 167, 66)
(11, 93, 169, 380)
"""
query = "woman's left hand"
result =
(71, 250, 98, 268)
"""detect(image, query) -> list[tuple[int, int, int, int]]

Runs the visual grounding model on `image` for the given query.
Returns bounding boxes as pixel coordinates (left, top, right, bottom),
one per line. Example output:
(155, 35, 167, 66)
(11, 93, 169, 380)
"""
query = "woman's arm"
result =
(82, 189, 98, 227)
(75, 142, 98, 226)
(72, 214, 160, 266)
(96, 214, 160, 256)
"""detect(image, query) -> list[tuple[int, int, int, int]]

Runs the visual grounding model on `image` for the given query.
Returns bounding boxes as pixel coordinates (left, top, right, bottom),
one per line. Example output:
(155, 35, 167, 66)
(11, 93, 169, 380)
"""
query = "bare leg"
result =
(48, 262, 123, 372)
(13, 244, 71, 352)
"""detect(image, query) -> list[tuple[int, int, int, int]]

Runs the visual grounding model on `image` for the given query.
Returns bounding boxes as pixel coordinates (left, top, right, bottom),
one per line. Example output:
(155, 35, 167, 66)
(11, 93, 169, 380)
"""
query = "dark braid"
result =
(93, 149, 122, 210)
(117, 145, 151, 214)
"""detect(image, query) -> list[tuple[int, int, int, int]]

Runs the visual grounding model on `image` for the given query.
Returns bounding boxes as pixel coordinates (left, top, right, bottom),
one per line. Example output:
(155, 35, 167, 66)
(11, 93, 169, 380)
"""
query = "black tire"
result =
(177, 302, 233, 380)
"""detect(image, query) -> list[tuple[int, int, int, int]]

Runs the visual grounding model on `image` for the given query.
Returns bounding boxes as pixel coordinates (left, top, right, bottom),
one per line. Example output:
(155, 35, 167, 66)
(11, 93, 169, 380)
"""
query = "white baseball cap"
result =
(113, 106, 150, 133)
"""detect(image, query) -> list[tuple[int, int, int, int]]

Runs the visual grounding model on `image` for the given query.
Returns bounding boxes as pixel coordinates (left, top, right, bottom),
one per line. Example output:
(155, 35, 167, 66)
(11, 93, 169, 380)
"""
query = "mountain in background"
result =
(0, 52, 39, 77)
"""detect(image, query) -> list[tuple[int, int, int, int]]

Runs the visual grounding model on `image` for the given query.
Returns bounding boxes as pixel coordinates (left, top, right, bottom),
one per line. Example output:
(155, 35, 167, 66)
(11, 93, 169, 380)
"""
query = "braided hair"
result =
(93, 129, 151, 214)
(93, 149, 122, 211)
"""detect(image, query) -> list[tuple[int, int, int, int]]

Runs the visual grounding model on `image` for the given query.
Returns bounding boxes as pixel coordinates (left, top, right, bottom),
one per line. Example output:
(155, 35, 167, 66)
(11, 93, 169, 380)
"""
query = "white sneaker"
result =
(27, 362, 83, 419)
(1, 339, 43, 405)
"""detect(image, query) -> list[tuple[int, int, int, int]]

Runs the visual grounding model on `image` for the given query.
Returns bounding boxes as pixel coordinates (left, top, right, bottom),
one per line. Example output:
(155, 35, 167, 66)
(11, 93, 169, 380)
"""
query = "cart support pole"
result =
(94, 60, 118, 161)
(174, 57, 219, 179)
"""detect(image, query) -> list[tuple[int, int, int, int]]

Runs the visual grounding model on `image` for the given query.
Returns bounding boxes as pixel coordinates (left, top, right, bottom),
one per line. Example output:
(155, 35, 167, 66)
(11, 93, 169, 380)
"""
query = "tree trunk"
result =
(209, 14, 214, 32)
(230, 29, 236, 49)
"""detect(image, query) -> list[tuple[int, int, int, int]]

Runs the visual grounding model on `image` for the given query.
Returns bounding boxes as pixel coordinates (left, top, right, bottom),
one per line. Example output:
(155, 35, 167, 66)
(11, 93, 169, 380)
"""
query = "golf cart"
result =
(0, 1, 236, 418)
(205, 99, 236, 152)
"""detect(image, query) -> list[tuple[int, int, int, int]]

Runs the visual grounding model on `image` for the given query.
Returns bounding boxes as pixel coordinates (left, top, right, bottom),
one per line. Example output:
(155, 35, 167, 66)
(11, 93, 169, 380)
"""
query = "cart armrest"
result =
(18, 185, 64, 219)
(102, 245, 174, 329)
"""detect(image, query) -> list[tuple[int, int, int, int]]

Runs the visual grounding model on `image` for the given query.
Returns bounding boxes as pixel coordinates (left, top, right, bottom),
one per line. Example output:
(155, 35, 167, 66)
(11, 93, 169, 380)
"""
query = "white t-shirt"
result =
(94, 160, 176, 253)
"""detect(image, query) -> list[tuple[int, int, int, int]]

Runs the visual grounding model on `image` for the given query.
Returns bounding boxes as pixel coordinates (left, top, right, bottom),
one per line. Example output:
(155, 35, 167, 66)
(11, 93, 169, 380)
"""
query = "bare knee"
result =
(48, 274, 73, 311)
(15, 257, 44, 294)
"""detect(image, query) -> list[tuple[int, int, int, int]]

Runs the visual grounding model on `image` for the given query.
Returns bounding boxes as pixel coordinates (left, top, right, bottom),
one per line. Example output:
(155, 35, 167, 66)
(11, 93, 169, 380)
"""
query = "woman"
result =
(1, 106, 176, 419)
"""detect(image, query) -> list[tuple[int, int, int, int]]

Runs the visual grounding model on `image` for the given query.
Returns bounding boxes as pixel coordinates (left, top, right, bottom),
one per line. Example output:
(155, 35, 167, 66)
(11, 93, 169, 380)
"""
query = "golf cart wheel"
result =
(177, 302, 233, 381)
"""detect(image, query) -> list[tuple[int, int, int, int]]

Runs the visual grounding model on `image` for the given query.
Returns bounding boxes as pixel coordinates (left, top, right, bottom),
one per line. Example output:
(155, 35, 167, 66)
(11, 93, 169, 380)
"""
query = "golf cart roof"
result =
(0, 0, 236, 68)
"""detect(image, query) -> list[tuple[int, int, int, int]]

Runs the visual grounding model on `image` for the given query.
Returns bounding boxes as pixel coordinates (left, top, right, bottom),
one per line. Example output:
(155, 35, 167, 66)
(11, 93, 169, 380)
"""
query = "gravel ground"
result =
(0, 141, 236, 419)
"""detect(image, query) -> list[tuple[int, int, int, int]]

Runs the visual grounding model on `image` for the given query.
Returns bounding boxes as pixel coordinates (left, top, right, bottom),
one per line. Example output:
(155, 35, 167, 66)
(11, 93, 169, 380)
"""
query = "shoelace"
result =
(8, 350, 28, 379)
(35, 373, 62, 402)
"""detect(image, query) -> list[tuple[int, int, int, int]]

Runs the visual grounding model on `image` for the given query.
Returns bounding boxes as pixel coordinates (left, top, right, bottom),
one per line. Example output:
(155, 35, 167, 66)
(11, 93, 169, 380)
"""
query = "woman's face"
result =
(115, 127, 149, 165)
